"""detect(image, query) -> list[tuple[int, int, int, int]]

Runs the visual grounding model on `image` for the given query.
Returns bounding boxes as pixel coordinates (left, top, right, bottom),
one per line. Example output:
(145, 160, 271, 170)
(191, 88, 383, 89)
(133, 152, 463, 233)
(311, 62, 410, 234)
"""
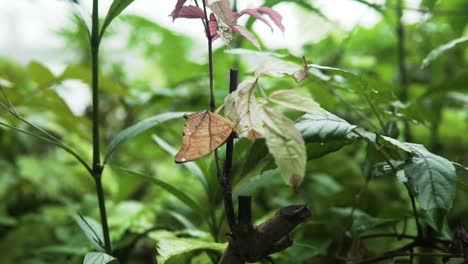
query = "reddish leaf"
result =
(257, 7, 285, 32)
(172, 5, 205, 19)
(232, 25, 260, 49)
(209, 14, 220, 40)
(170, 0, 188, 21)
(237, 9, 273, 31)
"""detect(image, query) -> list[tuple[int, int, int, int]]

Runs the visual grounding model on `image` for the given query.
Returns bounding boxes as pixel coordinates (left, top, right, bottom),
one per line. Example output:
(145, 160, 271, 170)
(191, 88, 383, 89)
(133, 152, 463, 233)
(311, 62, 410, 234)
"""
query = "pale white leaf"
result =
(255, 56, 300, 79)
(268, 90, 322, 113)
(224, 79, 265, 141)
(262, 106, 306, 188)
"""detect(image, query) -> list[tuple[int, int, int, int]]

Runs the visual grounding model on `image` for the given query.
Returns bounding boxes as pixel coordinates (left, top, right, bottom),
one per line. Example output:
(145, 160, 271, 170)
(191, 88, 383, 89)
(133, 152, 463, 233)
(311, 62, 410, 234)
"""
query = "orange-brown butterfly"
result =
(175, 110, 235, 163)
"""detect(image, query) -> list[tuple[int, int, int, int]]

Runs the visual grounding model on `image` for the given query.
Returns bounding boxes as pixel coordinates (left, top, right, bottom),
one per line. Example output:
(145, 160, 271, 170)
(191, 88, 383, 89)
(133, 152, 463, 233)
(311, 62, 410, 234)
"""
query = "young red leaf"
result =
(171, 0, 188, 21)
(233, 25, 260, 49)
(257, 7, 285, 32)
(237, 9, 273, 31)
(172, 5, 205, 19)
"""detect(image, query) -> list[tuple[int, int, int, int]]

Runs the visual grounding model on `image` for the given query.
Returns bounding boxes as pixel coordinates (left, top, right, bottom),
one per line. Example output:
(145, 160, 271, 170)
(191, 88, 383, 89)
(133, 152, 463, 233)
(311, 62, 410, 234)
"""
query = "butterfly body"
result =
(175, 110, 235, 163)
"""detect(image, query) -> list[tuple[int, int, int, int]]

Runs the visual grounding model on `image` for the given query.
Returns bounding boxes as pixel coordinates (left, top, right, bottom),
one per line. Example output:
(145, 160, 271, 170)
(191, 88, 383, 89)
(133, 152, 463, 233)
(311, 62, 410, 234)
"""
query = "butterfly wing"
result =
(175, 111, 234, 163)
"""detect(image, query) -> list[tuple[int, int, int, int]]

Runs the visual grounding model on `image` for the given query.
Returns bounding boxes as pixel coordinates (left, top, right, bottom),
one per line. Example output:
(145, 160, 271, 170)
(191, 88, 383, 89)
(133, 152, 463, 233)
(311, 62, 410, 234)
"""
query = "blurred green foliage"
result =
(0, 0, 467, 263)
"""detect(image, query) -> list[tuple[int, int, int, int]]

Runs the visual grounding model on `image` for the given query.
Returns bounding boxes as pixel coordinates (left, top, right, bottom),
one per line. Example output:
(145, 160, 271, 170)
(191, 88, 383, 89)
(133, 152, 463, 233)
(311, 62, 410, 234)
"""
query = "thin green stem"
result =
(364, 93, 386, 133)
(0, 121, 93, 174)
(91, 0, 111, 254)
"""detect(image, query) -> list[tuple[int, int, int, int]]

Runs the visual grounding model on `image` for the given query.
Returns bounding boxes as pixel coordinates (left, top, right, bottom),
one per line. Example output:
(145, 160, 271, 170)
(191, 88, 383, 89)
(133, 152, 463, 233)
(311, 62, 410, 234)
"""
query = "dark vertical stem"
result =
(396, 0, 411, 142)
(91, 0, 111, 254)
(222, 69, 238, 230)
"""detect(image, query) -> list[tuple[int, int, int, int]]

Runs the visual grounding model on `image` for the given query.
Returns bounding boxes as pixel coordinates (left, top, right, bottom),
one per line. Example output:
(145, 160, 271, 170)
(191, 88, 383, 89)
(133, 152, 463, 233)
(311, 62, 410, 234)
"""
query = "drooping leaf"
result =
(224, 79, 264, 140)
(421, 36, 468, 69)
(404, 144, 457, 211)
(233, 25, 260, 49)
(114, 167, 203, 213)
(170, 0, 188, 21)
(83, 252, 117, 264)
(268, 89, 321, 113)
(74, 215, 105, 252)
(256, 7, 285, 32)
(104, 112, 185, 164)
(100, 0, 136, 40)
(152, 135, 208, 192)
(262, 106, 306, 188)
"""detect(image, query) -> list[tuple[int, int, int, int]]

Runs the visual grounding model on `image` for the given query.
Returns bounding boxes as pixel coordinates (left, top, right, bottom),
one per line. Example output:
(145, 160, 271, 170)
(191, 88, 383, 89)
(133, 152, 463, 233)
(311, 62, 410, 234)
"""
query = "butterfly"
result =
(175, 110, 235, 163)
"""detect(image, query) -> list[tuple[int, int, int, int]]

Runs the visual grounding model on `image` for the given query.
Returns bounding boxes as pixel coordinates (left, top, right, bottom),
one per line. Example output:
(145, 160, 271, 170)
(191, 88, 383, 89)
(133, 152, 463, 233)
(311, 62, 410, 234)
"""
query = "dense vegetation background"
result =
(0, 0, 467, 263)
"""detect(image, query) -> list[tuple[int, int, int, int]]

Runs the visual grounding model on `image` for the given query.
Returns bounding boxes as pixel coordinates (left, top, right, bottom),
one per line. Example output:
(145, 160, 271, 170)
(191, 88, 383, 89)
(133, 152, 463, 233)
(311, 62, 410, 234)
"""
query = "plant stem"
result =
(396, 0, 411, 142)
(91, 0, 111, 254)
(352, 129, 422, 237)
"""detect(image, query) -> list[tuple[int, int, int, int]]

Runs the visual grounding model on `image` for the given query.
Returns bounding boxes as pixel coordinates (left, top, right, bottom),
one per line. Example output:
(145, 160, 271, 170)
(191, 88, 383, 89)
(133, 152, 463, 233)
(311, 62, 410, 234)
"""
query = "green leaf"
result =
(100, 0, 136, 40)
(27, 61, 55, 89)
(268, 89, 322, 113)
(74, 214, 105, 252)
(263, 106, 306, 188)
(296, 111, 356, 159)
(404, 145, 457, 211)
(296, 111, 356, 142)
(83, 252, 117, 264)
(151, 230, 226, 264)
(104, 112, 185, 164)
(152, 135, 208, 192)
(114, 167, 203, 213)
(421, 36, 468, 69)
(59, 64, 129, 96)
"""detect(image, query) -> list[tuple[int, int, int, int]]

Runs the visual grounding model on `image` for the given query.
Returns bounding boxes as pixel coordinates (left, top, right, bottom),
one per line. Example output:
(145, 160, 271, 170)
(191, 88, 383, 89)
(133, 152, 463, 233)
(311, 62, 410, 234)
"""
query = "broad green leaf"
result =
(104, 112, 185, 164)
(59, 64, 129, 97)
(268, 89, 321, 113)
(100, 0, 136, 40)
(296, 111, 357, 142)
(152, 135, 208, 191)
(224, 79, 264, 140)
(234, 169, 283, 197)
(458, 180, 468, 194)
(83, 252, 117, 264)
(27, 61, 55, 89)
(404, 145, 457, 211)
(150, 230, 226, 264)
(263, 106, 306, 188)
(421, 36, 468, 68)
(114, 167, 203, 213)
(296, 112, 356, 159)
(74, 215, 105, 252)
